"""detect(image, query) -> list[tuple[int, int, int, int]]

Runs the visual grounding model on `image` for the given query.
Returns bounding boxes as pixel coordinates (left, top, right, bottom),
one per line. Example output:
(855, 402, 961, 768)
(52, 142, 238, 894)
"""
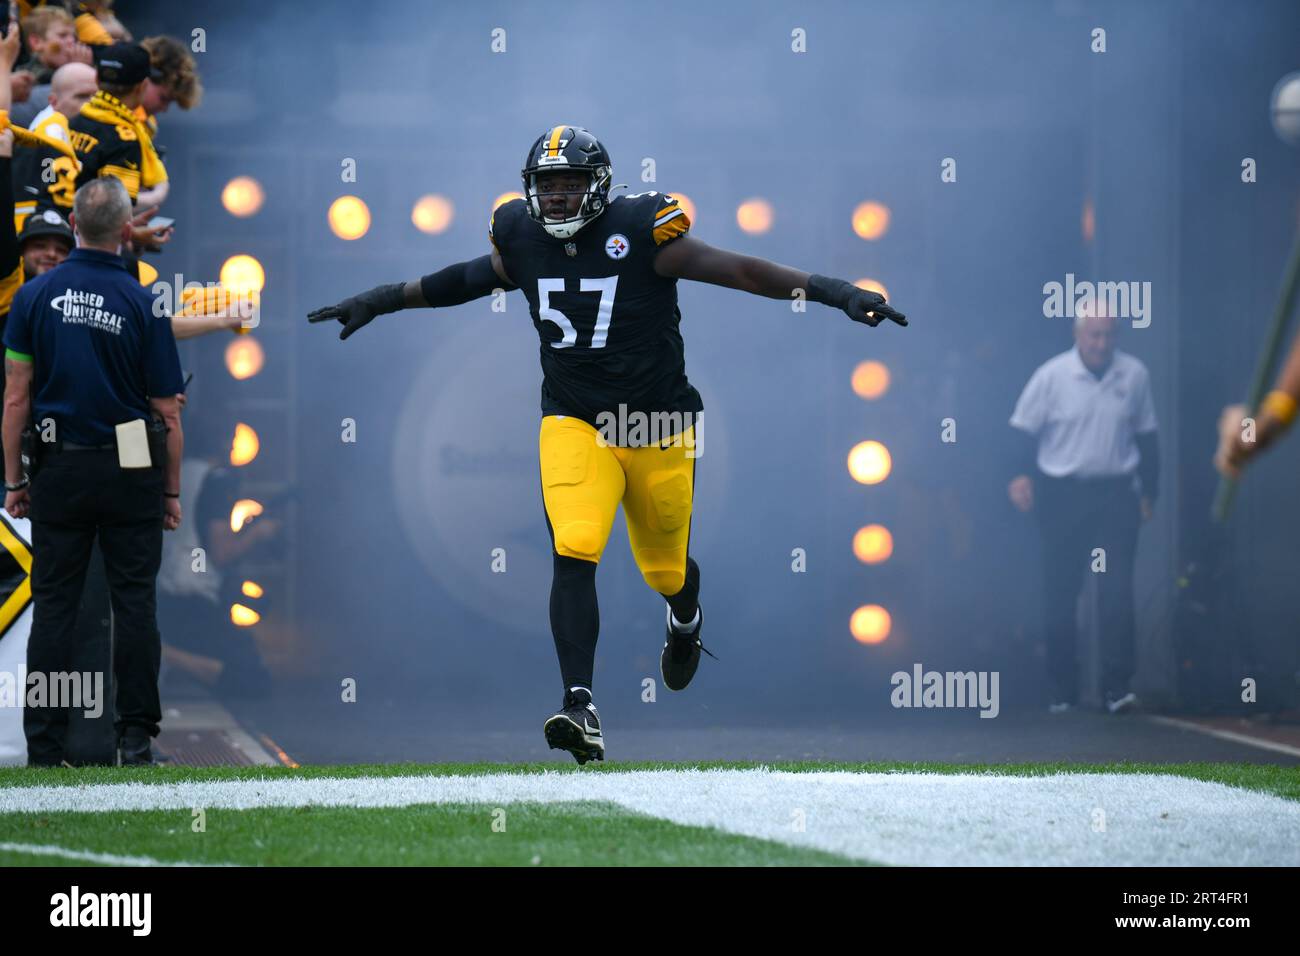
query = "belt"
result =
(1041, 472, 1135, 486)
(60, 441, 117, 452)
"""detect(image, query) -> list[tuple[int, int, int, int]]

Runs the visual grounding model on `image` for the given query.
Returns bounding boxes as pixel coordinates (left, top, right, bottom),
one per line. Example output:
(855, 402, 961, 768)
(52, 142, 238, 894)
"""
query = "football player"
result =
(309, 126, 907, 764)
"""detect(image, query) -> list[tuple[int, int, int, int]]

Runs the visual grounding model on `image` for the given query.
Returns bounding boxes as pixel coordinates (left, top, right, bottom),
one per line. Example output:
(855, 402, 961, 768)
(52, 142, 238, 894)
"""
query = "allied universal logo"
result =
(605, 234, 630, 259)
(50, 288, 126, 335)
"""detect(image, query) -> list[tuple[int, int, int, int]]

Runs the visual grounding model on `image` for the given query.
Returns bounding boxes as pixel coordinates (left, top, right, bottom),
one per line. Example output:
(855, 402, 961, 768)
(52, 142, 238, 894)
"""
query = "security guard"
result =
(1, 175, 183, 767)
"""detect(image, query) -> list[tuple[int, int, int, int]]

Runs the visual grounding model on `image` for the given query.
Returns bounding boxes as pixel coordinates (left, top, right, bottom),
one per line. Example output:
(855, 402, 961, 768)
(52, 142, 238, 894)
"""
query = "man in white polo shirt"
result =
(1008, 309, 1158, 715)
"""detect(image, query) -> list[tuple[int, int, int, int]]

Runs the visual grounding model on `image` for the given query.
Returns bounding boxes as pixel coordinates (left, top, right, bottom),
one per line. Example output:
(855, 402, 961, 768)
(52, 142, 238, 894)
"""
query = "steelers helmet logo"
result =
(605, 234, 630, 259)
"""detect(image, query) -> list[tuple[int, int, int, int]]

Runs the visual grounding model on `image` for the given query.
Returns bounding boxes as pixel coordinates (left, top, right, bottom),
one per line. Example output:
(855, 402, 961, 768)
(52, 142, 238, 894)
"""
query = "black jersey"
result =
(70, 91, 168, 202)
(490, 191, 702, 431)
(12, 109, 76, 217)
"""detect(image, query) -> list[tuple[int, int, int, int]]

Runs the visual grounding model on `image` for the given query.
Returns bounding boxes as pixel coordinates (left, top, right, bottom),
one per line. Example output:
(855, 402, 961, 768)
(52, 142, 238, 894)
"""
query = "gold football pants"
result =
(539, 415, 695, 595)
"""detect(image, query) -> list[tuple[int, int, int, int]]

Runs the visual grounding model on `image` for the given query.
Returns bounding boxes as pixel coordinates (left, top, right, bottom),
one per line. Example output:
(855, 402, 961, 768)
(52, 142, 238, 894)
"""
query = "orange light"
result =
(854, 278, 889, 300)
(412, 194, 454, 234)
(851, 360, 890, 400)
(241, 580, 264, 599)
(1082, 198, 1095, 242)
(328, 195, 370, 240)
(852, 201, 890, 240)
(225, 336, 264, 380)
(847, 440, 891, 484)
(232, 287, 260, 335)
(229, 499, 264, 533)
(667, 192, 695, 227)
(492, 191, 524, 211)
(219, 255, 265, 295)
(735, 198, 773, 234)
(850, 604, 891, 644)
(853, 524, 894, 564)
(230, 603, 261, 627)
(231, 423, 259, 467)
(221, 176, 264, 218)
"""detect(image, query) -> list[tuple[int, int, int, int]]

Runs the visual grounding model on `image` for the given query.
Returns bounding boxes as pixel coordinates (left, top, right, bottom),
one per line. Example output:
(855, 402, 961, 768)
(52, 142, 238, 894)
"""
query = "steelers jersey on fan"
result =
(69, 91, 167, 201)
(490, 191, 701, 432)
(13, 108, 77, 230)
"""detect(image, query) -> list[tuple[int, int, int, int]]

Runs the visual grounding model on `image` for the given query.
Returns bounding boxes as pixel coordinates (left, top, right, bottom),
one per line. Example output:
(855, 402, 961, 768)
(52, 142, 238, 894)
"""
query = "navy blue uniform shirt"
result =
(3, 247, 183, 445)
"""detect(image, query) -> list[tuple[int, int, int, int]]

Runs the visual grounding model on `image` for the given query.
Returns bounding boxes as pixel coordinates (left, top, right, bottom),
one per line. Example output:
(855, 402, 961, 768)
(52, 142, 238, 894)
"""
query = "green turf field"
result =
(0, 801, 862, 867)
(1, 761, 1297, 866)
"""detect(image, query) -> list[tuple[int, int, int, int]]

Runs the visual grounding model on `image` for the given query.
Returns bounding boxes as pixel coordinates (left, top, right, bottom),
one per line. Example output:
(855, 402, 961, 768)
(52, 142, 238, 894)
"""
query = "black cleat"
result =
(661, 603, 716, 692)
(544, 688, 605, 765)
(662, 557, 712, 692)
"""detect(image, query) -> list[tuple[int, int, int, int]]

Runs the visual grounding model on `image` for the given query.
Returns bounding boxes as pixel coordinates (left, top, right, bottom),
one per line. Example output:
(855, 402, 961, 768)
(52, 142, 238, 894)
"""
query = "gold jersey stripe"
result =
(99, 164, 141, 198)
(653, 214, 690, 245)
(654, 205, 683, 226)
(13, 201, 35, 238)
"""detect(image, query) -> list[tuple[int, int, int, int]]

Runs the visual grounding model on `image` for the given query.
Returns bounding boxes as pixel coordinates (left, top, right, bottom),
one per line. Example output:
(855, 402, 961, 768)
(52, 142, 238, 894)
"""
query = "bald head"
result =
(49, 62, 98, 119)
(71, 176, 132, 250)
(1074, 311, 1119, 372)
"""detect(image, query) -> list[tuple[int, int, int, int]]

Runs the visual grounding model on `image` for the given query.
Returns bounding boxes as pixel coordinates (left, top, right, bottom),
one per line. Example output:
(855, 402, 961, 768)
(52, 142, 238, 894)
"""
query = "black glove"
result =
(807, 274, 907, 328)
(307, 282, 406, 340)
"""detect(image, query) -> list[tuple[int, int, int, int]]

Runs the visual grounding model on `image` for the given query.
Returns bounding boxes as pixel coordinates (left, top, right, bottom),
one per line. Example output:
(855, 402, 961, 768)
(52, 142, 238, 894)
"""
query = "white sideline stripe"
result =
(0, 841, 234, 867)
(1148, 715, 1300, 759)
(1, 770, 1298, 866)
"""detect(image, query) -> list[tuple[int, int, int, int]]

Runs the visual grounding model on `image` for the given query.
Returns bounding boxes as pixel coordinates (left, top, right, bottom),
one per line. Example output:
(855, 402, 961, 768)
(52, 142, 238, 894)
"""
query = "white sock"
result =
(668, 606, 700, 634)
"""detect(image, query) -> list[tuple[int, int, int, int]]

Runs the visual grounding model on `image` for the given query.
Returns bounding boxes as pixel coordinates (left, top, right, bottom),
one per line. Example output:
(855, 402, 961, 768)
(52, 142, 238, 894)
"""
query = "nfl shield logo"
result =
(605, 234, 630, 259)
(565, 242, 577, 257)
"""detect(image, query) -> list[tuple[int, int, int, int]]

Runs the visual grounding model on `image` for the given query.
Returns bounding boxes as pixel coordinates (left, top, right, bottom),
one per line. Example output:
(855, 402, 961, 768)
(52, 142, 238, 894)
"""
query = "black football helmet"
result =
(521, 125, 613, 239)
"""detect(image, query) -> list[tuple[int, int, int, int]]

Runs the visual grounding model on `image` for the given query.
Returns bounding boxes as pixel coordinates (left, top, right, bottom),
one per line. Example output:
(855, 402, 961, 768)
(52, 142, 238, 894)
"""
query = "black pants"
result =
(1035, 473, 1141, 704)
(24, 450, 165, 764)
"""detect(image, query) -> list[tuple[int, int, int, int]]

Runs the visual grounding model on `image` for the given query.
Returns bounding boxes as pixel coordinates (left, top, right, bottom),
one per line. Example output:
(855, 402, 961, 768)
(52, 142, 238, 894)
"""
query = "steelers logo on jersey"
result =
(605, 233, 630, 259)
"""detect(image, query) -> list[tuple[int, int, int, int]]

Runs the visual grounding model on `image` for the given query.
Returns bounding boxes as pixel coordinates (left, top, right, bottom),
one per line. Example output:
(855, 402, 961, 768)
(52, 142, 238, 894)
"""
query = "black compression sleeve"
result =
(1135, 430, 1160, 501)
(551, 553, 599, 691)
(1012, 427, 1038, 478)
(419, 254, 517, 307)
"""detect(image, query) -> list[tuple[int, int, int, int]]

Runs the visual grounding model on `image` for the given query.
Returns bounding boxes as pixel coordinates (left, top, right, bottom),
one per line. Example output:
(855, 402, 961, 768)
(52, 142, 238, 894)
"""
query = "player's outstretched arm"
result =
(307, 250, 517, 340)
(1215, 331, 1300, 477)
(653, 235, 906, 328)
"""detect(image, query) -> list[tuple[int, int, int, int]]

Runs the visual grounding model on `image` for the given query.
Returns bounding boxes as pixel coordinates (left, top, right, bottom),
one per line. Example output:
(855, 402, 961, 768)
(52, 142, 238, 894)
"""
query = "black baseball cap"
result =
(19, 209, 74, 250)
(94, 42, 162, 87)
